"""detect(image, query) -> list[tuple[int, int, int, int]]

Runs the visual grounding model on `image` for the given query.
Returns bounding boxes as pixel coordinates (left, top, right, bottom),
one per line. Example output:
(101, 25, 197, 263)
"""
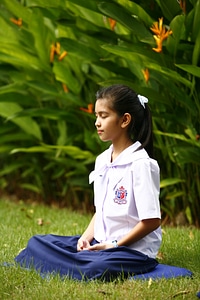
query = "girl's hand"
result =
(77, 238, 91, 251)
(88, 243, 113, 251)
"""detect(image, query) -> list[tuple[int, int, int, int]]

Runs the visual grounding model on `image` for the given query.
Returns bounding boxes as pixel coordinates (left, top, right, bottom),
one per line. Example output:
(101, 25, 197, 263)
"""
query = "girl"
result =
(15, 84, 162, 281)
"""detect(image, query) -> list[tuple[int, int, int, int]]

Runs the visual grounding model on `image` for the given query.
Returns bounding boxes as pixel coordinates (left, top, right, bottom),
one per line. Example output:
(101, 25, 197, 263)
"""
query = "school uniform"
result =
(15, 142, 161, 281)
(90, 141, 162, 259)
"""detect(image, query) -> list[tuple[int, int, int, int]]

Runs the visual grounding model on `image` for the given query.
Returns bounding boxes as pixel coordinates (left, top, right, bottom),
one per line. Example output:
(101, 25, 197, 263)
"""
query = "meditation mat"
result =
(131, 263, 193, 280)
(2, 262, 193, 281)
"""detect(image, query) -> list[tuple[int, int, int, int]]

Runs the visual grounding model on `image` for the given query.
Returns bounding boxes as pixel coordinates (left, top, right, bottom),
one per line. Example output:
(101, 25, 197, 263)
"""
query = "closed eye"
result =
(95, 112, 109, 119)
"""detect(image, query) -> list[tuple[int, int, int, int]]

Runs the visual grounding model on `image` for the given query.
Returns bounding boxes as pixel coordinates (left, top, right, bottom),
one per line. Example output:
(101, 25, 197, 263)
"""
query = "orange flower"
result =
(152, 35, 163, 53)
(62, 83, 69, 93)
(150, 17, 164, 36)
(80, 104, 93, 114)
(55, 42, 61, 55)
(50, 44, 56, 63)
(109, 18, 116, 31)
(150, 18, 172, 53)
(142, 68, 150, 83)
(50, 43, 67, 62)
(10, 17, 22, 27)
(58, 51, 68, 61)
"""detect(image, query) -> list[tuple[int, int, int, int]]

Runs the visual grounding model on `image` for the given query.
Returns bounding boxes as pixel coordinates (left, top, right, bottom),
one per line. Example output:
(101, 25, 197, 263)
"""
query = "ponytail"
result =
(134, 105, 153, 158)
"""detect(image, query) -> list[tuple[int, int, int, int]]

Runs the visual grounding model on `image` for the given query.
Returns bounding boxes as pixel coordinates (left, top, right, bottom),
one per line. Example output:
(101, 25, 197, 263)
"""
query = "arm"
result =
(77, 213, 96, 251)
(88, 218, 160, 251)
(117, 218, 161, 246)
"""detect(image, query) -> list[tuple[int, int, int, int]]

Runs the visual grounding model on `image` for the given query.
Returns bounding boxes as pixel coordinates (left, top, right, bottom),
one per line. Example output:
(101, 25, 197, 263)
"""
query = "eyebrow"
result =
(95, 111, 109, 115)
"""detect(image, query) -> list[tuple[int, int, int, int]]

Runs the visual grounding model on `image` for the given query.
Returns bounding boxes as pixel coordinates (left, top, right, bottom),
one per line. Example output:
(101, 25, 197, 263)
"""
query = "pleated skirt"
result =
(15, 234, 158, 281)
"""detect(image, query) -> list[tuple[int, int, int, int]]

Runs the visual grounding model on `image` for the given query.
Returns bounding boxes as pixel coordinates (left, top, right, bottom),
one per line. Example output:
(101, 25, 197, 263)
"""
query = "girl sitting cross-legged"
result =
(15, 84, 162, 281)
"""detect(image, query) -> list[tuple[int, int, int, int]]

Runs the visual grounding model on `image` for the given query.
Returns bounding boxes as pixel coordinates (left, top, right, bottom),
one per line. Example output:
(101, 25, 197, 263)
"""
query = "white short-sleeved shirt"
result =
(89, 141, 162, 258)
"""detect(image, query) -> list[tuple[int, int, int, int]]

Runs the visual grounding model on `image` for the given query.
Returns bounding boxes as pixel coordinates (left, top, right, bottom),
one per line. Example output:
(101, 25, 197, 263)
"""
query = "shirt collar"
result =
(89, 141, 145, 184)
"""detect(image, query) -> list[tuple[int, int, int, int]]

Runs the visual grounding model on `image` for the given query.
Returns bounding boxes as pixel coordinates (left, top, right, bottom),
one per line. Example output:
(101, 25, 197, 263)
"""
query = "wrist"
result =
(112, 240, 118, 248)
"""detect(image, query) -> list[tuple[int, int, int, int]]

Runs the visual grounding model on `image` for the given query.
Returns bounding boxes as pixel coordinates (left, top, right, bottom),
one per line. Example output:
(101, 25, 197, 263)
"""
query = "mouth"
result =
(97, 130, 104, 135)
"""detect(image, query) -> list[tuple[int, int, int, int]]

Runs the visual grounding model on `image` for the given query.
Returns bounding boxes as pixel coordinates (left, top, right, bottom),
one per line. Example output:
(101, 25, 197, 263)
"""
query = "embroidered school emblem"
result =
(114, 186, 127, 204)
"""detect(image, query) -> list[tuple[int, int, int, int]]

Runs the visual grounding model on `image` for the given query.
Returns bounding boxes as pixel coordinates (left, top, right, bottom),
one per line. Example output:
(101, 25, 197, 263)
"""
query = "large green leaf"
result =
(175, 64, 200, 78)
(0, 102, 42, 140)
(101, 44, 192, 88)
(160, 178, 185, 188)
(10, 145, 52, 154)
(63, 2, 106, 29)
(64, 0, 104, 14)
(53, 62, 81, 93)
(0, 15, 19, 41)
(59, 38, 100, 61)
(115, 1, 154, 26)
(166, 15, 185, 56)
(146, 63, 192, 88)
(192, 28, 200, 66)
(2, 0, 32, 23)
(0, 44, 43, 70)
(19, 183, 42, 194)
(98, 2, 151, 39)
(26, 81, 82, 104)
(173, 146, 200, 165)
(6, 108, 72, 120)
(0, 132, 32, 143)
(45, 145, 94, 160)
(0, 163, 25, 176)
(56, 120, 67, 146)
(101, 44, 156, 65)
(11, 145, 94, 160)
(26, 0, 65, 8)
(192, 0, 200, 40)
(0, 83, 26, 95)
(155, 130, 200, 148)
(28, 10, 54, 70)
(155, 0, 180, 21)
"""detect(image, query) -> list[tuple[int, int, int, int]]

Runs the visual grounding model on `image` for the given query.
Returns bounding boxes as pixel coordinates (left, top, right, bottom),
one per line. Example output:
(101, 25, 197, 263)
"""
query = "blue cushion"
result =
(130, 264, 193, 280)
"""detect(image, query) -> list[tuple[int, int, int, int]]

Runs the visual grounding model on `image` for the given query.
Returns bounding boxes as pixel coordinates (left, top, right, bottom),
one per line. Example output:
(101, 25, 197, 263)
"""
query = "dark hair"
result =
(96, 84, 153, 158)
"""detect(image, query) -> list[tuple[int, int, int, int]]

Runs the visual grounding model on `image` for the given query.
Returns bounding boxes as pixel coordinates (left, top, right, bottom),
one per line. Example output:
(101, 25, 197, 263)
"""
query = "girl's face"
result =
(95, 98, 125, 143)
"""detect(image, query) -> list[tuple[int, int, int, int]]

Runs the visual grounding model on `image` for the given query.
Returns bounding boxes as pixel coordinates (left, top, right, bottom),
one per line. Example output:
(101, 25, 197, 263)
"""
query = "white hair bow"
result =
(138, 94, 148, 108)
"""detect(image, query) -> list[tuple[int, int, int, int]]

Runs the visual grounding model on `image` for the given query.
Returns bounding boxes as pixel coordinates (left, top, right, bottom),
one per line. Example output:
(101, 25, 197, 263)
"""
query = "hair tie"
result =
(138, 94, 148, 108)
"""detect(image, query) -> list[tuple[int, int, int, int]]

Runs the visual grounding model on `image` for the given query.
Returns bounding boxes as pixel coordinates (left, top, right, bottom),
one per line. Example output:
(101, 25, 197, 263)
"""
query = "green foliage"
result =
(0, 0, 199, 225)
(0, 199, 200, 299)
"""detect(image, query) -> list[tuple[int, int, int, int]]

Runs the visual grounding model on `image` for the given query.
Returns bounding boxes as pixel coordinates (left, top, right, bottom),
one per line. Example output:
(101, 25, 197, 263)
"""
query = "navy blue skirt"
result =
(15, 234, 158, 281)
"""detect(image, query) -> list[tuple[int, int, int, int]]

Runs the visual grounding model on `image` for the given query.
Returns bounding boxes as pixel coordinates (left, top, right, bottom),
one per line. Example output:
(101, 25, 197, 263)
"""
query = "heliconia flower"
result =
(109, 18, 116, 31)
(152, 35, 163, 53)
(50, 43, 67, 62)
(50, 44, 56, 63)
(142, 68, 150, 83)
(62, 83, 69, 93)
(80, 104, 93, 114)
(58, 51, 68, 61)
(10, 17, 22, 27)
(150, 17, 164, 36)
(150, 17, 172, 53)
(162, 28, 173, 40)
(55, 42, 61, 55)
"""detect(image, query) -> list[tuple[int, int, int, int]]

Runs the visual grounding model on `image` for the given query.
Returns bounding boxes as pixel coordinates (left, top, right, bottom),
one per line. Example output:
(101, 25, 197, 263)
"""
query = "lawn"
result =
(0, 198, 199, 300)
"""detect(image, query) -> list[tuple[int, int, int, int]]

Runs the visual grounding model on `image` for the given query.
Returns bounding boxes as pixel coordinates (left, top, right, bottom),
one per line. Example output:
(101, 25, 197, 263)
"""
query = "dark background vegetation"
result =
(0, 0, 199, 226)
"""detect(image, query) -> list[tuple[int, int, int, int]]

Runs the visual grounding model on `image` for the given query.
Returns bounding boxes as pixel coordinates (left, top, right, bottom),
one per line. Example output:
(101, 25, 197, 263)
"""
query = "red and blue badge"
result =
(114, 186, 127, 204)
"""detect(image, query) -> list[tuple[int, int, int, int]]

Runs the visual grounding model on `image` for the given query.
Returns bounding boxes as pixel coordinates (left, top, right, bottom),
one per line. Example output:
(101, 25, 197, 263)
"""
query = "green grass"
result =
(0, 198, 199, 300)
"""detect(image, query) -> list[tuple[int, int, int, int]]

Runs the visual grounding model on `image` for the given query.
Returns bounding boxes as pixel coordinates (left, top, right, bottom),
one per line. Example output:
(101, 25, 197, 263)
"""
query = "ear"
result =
(121, 113, 131, 128)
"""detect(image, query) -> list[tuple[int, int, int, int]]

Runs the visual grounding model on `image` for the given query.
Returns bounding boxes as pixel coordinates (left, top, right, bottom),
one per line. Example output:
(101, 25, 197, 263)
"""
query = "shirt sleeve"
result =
(131, 158, 161, 220)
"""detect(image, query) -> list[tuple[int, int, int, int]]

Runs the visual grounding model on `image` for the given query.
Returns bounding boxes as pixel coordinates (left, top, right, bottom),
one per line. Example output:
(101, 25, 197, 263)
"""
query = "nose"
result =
(95, 116, 100, 127)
